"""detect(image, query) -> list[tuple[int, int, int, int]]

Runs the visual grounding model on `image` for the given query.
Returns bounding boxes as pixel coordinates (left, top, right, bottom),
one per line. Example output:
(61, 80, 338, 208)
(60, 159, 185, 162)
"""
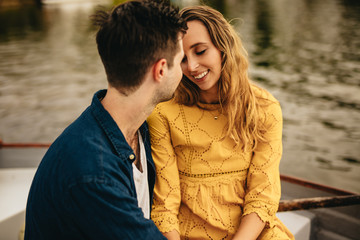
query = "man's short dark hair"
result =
(92, 0, 187, 92)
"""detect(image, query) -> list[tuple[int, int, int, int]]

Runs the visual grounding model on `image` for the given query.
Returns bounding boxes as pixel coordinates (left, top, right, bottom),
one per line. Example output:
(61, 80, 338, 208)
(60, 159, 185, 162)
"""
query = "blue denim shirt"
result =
(25, 90, 166, 240)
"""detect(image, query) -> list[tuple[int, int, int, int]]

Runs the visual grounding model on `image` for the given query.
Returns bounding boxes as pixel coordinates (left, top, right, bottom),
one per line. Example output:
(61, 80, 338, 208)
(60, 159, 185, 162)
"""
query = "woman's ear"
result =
(153, 58, 167, 83)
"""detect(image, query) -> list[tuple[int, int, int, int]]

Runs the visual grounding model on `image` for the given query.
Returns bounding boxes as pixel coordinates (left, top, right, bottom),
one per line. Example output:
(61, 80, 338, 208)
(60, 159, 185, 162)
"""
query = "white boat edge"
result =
(0, 166, 313, 240)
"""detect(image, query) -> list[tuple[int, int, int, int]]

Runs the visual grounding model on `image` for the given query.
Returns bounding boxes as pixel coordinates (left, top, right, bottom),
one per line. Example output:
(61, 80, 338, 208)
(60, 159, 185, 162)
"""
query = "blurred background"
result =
(0, 0, 359, 193)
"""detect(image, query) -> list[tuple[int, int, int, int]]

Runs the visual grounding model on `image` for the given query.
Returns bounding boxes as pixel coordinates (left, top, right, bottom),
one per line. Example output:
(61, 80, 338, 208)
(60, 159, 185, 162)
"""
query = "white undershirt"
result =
(132, 131, 150, 219)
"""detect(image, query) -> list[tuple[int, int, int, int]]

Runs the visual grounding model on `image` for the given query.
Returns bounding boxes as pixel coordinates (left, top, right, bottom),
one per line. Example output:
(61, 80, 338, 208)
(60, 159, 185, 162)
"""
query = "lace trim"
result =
(178, 169, 247, 178)
(243, 201, 278, 228)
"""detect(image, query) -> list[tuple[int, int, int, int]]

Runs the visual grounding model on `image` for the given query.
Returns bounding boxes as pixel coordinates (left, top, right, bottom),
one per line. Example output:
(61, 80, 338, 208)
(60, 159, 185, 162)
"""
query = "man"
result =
(25, 0, 186, 239)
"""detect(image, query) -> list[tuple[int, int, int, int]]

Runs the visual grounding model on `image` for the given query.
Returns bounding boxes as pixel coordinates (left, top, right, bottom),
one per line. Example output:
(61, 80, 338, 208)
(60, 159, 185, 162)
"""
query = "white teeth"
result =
(194, 70, 208, 79)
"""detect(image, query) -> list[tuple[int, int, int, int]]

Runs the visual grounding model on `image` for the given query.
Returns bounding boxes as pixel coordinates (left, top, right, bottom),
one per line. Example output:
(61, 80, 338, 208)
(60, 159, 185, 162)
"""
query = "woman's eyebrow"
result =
(190, 42, 206, 49)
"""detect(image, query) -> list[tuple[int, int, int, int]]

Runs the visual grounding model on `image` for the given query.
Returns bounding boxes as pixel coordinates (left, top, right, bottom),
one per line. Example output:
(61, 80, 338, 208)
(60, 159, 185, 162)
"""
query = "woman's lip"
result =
(194, 70, 209, 79)
(193, 70, 209, 82)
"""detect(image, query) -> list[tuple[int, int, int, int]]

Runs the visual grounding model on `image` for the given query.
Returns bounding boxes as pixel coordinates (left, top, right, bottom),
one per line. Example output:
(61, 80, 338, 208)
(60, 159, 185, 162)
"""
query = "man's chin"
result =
(153, 92, 175, 106)
(159, 93, 175, 103)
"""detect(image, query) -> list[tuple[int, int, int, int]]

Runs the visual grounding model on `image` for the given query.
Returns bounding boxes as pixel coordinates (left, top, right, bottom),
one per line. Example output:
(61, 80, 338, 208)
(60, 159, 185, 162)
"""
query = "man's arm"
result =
(67, 180, 166, 239)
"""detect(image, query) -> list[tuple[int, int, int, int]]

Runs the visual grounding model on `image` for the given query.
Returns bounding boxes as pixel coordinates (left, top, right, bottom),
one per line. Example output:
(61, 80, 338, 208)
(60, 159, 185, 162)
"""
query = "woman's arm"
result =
(147, 105, 182, 235)
(232, 213, 265, 240)
(237, 97, 283, 238)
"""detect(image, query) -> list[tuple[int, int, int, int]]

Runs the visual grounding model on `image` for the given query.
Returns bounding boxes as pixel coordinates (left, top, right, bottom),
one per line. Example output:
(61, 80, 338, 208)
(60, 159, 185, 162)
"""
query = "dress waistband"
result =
(178, 169, 247, 178)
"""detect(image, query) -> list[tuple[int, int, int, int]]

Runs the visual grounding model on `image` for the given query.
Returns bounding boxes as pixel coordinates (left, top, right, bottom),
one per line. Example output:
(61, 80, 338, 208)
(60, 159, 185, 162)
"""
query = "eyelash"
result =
(196, 49, 206, 55)
(182, 49, 207, 63)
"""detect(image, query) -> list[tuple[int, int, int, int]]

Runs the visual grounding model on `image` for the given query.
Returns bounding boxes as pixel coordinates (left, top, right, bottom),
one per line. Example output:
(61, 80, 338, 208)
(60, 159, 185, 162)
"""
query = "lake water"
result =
(0, 0, 359, 193)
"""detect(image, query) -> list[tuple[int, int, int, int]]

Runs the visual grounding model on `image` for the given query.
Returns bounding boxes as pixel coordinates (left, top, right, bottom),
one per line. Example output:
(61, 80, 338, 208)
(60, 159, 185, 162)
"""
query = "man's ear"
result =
(153, 58, 167, 83)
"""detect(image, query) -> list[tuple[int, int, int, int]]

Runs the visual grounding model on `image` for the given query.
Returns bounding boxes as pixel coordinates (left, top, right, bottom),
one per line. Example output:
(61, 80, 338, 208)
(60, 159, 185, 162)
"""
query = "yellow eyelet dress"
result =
(147, 87, 294, 240)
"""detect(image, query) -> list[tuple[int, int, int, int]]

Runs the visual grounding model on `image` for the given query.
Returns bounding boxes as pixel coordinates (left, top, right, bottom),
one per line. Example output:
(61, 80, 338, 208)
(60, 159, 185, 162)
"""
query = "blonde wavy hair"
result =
(175, 5, 266, 151)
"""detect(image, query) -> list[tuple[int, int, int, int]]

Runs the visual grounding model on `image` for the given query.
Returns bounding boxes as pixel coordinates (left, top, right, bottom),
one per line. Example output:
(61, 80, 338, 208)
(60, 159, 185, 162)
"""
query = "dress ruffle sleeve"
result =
(243, 99, 283, 228)
(147, 105, 181, 234)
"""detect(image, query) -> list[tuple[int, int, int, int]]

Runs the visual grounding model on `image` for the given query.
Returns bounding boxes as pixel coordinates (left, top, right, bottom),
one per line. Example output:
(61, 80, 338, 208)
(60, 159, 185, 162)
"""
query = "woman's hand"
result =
(163, 230, 181, 240)
(232, 212, 265, 240)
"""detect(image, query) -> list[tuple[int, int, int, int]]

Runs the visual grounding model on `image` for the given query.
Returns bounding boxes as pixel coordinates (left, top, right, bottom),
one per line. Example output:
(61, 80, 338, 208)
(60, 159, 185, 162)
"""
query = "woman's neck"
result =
(199, 90, 219, 104)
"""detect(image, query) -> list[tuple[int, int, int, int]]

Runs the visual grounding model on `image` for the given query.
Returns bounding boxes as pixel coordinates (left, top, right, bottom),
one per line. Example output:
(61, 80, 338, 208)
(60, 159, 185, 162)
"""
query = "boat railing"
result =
(1, 139, 360, 212)
(279, 174, 360, 211)
(0, 139, 51, 148)
(279, 193, 360, 212)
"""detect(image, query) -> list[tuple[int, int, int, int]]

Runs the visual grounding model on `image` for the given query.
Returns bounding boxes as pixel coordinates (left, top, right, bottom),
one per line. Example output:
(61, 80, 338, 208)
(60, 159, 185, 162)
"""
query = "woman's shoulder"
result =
(251, 84, 282, 123)
(154, 99, 200, 114)
(251, 83, 279, 104)
(148, 100, 199, 128)
(150, 99, 185, 122)
(153, 99, 181, 114)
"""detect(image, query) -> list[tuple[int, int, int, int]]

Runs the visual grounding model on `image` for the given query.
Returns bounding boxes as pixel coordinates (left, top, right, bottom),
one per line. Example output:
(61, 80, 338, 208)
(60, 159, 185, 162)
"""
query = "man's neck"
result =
(101, 86, 154, 145)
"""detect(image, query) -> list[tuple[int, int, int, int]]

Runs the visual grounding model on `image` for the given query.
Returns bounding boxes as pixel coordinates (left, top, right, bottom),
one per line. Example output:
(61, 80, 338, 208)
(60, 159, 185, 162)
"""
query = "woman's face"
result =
(181, 20, 222, 103)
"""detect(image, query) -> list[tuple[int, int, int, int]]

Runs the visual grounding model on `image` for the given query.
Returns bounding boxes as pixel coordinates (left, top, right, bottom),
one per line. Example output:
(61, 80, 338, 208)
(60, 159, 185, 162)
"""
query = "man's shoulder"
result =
(39, 112, 131, 184)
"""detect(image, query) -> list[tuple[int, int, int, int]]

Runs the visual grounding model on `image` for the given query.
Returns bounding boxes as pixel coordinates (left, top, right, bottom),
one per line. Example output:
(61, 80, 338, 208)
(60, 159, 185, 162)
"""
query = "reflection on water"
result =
(0, 0, 359, 193)
(229, 0, 360, 194)
(0, 2, 109, 141)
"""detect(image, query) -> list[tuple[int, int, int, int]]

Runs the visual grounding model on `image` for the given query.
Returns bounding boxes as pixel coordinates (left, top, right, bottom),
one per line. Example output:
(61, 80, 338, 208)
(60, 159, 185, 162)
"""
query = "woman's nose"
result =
(187, 57, 199, 72)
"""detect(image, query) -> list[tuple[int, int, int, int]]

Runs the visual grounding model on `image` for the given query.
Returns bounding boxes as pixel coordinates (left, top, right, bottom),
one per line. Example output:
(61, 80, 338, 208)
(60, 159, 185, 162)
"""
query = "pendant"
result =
(214, 116, 218, 120)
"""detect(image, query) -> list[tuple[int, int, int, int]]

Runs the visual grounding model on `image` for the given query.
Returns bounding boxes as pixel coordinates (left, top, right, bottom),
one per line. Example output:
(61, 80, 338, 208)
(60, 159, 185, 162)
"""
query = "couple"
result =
(25, 0, 294, 239)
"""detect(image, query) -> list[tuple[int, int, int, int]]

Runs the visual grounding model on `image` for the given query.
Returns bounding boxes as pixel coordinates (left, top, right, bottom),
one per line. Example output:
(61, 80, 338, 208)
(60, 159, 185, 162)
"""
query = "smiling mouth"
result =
(194, 70, 209, 80)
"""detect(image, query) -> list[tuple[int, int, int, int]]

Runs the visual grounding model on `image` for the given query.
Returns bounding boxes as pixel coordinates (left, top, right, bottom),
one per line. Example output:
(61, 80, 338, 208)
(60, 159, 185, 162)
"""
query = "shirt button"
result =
(129, 154, 135, 160)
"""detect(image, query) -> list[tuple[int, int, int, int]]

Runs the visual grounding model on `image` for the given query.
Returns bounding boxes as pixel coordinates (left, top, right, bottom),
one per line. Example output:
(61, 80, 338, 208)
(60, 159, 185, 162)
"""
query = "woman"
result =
(148, 5, 294, 240)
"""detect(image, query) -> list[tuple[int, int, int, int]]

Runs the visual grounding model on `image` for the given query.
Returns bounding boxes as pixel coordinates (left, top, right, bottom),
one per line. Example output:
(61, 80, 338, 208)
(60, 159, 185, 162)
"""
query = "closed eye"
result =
(196, 49, 206, 55)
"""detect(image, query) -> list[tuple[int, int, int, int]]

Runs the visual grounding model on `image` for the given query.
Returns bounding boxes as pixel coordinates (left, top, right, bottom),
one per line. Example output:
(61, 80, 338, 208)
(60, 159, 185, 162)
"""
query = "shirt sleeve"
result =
(147, 106, 181, 234)
(66, 179, 166, 239)
(243, 100, 283, 228)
